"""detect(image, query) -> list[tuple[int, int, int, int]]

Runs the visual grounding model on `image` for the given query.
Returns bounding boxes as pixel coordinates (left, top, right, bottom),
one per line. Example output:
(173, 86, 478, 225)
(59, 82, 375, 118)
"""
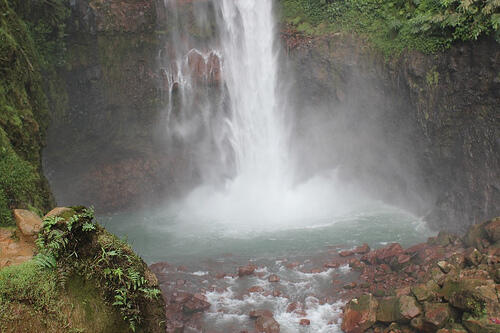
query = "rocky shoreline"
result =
(148, 218, 499, 333)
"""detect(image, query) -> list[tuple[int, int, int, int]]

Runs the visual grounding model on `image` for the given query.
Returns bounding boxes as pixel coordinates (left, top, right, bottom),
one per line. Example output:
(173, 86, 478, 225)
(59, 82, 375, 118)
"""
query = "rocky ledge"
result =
(342, 218, 500, 333)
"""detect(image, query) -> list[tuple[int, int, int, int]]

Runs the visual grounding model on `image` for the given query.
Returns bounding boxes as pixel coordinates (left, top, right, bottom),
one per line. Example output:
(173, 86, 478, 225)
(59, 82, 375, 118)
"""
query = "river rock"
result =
(340, 250, 354, 257)
(462, 312, 500, 333)
(248, 286, 264, 293)
(255, 315, 280, 333)
(376, 297, 401, 323)
(398, 295, 422, 322)
(354, 243, 371, 254)
(299, 319, 310, 326)
(183, 297, 210, 314)
(238, 265, 257, 277)
(341, 294, 378, 333)
(268, 274, 280, 282)
(13, 209, 42, 238)
(441, 276, 499, 314)
(249, 310, 273, 319)
(411, 280, 439, 302)
(423, 302, 453, 330)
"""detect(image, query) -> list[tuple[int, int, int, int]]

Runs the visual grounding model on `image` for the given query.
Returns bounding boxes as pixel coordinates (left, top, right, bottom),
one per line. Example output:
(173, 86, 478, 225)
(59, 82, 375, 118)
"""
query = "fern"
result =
(33, 253, 57, 269)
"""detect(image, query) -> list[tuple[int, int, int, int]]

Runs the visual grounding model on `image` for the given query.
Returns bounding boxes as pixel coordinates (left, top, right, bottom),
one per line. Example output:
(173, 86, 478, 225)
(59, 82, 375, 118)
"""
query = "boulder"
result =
(341, 294, 378, 333)
(465, 248, 483, 266)
(182, 297, 210, 313)
(44, 207, 73, 219)
(268, 274, 280, 282)
(354, 243, 371, 254)
(299, 319, 310, 326)
(13, 209, 42, 238)
(376, 297, 401, 323)
(398, 295, 422, 322)
(411, 280, 439, 302)
(249, 310, 273, 319)
(248, 286, 265, 293)
(441, 277, 498, 315)
(462, 312, 500, 333)
(255, 315, 280, 333)
(423, 302, 453, 330)
(484, 218, 500, 243)
(238, 265, 257, 277)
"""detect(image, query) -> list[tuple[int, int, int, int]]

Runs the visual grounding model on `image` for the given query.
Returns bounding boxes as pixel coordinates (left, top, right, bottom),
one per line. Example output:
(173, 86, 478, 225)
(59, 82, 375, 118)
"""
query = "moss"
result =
(0, 0, 67, 225)
(64, 275, 129, 333)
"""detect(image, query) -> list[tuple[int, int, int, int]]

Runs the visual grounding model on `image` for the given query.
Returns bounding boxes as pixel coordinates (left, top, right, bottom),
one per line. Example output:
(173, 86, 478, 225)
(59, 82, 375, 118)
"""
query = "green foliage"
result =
(280, 0, 500, 55)
(36, 207, 162, 332)
(0, 0, 68, 224)
(0, 129, 44, 226)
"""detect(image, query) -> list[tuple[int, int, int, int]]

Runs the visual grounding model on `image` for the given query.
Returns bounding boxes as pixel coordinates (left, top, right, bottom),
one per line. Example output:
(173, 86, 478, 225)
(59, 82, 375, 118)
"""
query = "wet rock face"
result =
(286, 31, 500, 233)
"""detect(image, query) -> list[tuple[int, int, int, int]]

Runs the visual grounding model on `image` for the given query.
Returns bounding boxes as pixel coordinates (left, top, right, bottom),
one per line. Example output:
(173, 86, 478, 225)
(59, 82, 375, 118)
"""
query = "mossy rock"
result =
(462, 312, 500, 333)
(376, 296, 401, 323)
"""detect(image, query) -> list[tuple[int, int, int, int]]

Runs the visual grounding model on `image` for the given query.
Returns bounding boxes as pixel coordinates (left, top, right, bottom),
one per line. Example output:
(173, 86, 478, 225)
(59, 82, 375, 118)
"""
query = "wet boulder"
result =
(255, 315, 280, 333)
(441, 276, 499, 315)
(341, 294, 378, 333)
(462, 312, 500, 333)
(268, 274, 280, 282)
(398, 295, 422, 322)
(353, 243, 371, 254)
(249, 309, 273, 319)
(411, 280, 440, 302)
(238, 265, 257, 277)
(376, 297, 402, 323)
(423, 302, 454, 330)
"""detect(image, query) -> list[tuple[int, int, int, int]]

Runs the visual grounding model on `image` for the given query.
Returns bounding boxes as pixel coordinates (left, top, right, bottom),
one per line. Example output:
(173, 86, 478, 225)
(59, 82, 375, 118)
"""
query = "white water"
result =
(161, 0, 378, 227)
(217, 0, 290, 187)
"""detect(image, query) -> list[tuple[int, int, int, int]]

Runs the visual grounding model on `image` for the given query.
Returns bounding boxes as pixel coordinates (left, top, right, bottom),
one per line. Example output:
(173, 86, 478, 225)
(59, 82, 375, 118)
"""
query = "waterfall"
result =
(216, 0, 290, 190)
(159, 0, 367, 226)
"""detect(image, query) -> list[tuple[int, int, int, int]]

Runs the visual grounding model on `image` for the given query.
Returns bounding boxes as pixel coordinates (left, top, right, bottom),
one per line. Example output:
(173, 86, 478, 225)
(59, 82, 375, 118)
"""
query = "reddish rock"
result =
(149, 261, 170, 273)
(286, 262, 300, 269)
(174, 292, 192, 304)
(255, 315, 280, 333)
(423, 303, 453, 329)
(286, 302, 302, 313)
(341, 294, 378, 333)
(354, 243, 371, 254)
(324, 261, 340, 268)
(238, 265, 257, 277)
(299, 319, 310, 326)
(183, 297, 210, 313)
(340, 250, 355, 257)
(249, 310, 273, 319)
(13, 209, 42, 238)
(248, 286, 265, 293)
(268, 274, 280, 282)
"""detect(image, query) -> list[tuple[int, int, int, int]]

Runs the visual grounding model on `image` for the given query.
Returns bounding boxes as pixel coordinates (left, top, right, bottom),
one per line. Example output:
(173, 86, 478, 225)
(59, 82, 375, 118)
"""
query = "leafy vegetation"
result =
(280, 0, 500, 55)
(35, 207, 164, 332)
(0, 0, 69, 225)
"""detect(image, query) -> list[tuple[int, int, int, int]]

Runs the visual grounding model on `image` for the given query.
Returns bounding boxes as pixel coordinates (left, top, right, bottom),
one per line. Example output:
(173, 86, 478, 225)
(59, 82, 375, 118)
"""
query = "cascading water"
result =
(216, 0, 290, 189)
(157, 0, 381, 227)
